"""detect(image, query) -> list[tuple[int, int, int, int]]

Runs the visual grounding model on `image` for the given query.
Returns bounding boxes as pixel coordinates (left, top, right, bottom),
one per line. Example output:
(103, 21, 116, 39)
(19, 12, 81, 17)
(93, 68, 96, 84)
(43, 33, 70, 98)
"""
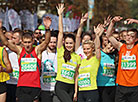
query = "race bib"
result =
(103, 63, 115, 77)
(21, 58, 37, 72)
(9, 66, 19, 79)
(121, 55, 136, 70)
(61, 64, 75, 80)
(78, 73, 91, 88)
(43, 72, 56, 84)
(9, 70, 19, 79)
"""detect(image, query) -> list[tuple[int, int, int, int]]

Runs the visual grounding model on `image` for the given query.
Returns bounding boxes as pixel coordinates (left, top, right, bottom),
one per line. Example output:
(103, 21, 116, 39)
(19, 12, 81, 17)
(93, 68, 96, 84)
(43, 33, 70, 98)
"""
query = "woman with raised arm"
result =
(73, 24, 102, 102)
(75, 13, 92, 59)
(55, 4, 81, 102)
(97, 16, 116, 102)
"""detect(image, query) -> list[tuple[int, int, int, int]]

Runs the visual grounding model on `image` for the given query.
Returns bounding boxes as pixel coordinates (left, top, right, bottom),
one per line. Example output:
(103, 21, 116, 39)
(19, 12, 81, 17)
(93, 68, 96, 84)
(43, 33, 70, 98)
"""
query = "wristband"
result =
(45, 28, 50, 31)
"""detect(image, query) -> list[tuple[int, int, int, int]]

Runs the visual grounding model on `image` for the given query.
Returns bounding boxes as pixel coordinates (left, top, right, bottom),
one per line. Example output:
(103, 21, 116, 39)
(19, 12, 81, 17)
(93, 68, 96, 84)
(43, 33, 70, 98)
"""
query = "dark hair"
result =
(63, 33, 75, 63)
(22, 32, 33, 41)
(82, 32, 92, 41)
(127, 28, 138, 38)
(100, 33, 107, 48)
(51, 30, 58, 38)
(13, 29, 23, 38)
(1, 26, 7, 31)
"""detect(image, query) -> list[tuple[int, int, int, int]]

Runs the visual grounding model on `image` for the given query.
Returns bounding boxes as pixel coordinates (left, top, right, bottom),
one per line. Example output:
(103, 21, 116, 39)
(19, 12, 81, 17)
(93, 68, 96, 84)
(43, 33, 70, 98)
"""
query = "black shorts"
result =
(78, 89, 99, 102)
(16, 86, 41, 102)
(0, 82, 7, 94)
(115, 85, 138, 102)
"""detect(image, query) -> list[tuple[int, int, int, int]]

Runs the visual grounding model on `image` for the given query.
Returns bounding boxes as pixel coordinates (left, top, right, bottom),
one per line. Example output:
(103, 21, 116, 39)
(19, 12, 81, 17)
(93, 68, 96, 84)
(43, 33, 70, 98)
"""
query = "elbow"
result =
(6, 67, 13, 73)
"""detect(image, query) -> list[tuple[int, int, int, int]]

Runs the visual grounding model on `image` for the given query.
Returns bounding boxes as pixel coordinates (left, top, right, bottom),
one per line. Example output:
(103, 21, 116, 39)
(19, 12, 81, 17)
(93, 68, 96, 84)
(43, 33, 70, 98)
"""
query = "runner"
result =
(0, 47, 12, 102)
(73, 24, 102, 102)
(0, 16, 51, 102)
(55, 4, 81, 102)
(40, 31, 59, 102)
(106, 16, 138, 102)
(6, 29, 23, 102)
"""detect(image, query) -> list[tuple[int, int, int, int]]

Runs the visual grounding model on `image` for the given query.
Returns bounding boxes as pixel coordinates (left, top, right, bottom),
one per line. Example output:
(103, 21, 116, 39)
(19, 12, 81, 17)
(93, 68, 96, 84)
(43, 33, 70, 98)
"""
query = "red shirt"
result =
(18, 47, 41, 88)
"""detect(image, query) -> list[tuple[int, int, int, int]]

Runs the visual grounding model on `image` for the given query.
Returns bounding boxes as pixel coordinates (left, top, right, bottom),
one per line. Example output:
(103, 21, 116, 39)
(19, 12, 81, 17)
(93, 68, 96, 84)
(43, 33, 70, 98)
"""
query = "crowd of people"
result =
(0, 3, 138, 102)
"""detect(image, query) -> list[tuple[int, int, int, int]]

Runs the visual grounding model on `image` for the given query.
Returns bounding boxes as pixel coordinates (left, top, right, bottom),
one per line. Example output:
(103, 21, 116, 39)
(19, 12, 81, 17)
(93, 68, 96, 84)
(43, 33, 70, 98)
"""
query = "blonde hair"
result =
(82, 40, 95, 49)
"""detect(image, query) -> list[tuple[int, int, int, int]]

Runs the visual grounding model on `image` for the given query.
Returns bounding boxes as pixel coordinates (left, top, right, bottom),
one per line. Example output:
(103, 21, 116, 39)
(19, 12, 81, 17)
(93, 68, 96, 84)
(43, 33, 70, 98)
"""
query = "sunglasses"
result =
(35, 32, 41, 34)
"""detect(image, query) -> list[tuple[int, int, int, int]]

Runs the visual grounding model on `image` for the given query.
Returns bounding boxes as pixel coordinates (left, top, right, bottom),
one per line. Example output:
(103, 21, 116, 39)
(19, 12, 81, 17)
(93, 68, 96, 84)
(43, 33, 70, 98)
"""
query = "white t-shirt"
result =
(41, 50, 57, 91)
(76, 45, 87, 59)
(6, 48, 19, 85)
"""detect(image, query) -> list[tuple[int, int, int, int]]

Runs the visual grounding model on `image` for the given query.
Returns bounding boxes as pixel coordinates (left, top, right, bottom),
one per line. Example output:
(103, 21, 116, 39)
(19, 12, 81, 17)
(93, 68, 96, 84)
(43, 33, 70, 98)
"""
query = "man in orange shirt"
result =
(106, 16, 138, 102)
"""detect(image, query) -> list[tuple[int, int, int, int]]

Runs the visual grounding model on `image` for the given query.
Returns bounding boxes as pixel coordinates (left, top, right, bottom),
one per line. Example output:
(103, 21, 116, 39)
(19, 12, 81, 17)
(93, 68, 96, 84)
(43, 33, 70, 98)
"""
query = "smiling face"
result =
(48, 37, 57, 51)
(64, 37, 75, 52)
(83, 43, 94, 58)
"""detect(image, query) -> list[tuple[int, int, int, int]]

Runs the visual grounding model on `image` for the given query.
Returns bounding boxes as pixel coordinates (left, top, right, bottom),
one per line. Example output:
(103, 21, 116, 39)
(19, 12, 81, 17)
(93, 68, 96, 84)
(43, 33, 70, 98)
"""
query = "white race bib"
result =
(121, 55, 136, 70)
(78, 73, 91, 88)
(21, 58, 37, 72)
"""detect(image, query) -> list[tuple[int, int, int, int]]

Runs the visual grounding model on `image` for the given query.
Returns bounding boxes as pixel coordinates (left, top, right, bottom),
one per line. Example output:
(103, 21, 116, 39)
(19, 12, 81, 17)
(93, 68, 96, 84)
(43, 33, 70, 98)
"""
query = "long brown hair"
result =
(63, 33, 75, 63)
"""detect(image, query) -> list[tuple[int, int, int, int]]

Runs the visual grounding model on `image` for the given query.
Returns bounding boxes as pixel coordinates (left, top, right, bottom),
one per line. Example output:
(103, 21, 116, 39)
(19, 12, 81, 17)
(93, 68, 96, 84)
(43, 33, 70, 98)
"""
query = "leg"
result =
(98, 87, 104, 102)
(53, 94, 61, 102)
(102, 87, 116, 102)
(6, 84, 17, 102)
(41, 91, 53, 102)
(127, 87, 138, 102)
(0, 92, 6, 102)
(0, 82, 7, 102)
(78, 91, 85, 102)
(55, 81, 73, 102)
(85, 90, 99, 102)
(115, 86, 127, 102)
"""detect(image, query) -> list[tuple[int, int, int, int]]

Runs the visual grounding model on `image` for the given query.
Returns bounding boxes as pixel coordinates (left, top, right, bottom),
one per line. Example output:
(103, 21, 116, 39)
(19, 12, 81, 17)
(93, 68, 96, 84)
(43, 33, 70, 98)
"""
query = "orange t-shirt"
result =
(116, 44, 138, 86)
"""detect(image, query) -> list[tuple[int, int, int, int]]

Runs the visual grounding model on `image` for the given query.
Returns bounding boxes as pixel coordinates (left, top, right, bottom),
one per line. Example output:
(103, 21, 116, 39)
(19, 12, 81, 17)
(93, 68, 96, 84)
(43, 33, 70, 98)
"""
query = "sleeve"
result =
(77, 55, 81, 65)
(57, 46, 64, 58)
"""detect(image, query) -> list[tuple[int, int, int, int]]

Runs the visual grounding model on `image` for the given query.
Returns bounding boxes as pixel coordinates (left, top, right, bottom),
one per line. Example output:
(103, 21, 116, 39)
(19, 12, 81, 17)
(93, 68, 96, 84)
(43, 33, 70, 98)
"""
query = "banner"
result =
(88, 0, 94, 19)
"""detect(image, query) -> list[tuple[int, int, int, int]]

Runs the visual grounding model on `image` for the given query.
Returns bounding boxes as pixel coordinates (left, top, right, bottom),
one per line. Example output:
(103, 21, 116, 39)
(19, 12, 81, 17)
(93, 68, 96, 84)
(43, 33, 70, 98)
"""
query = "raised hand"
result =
(56, 4, 65, 16)
(80, 12, 88, 24)
(94, 24, 104, 37)
(112, 16, 123, 23)
(125, 18, 138, 24)
(43, 16, 52, 29)
(103, 15, 112, 27)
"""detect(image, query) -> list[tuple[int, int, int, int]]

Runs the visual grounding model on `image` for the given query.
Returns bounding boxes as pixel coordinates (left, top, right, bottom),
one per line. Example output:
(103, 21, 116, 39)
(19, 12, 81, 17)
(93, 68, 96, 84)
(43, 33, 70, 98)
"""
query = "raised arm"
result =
(106, 16, 123, 51)
(56, 4, 65, 49)
(36, 16, 51, 53)
(0, 48, 12, 73)
(94, 24, 104, 59)
(126, 18, 138, 24)
(75, 13, 88, 51)
(0, 20, 21, 54)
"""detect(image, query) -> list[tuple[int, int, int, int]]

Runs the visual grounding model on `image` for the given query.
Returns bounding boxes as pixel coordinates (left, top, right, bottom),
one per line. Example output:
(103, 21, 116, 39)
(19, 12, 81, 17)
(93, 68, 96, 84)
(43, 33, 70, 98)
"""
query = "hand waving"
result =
(112, 16, 123, 23)
(103, 15, 112, 27)
(125, 18, 138, 24)
(80, 13, 88, 24)
(56, 4, 65, 16)
(94, 24, 104, 37)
